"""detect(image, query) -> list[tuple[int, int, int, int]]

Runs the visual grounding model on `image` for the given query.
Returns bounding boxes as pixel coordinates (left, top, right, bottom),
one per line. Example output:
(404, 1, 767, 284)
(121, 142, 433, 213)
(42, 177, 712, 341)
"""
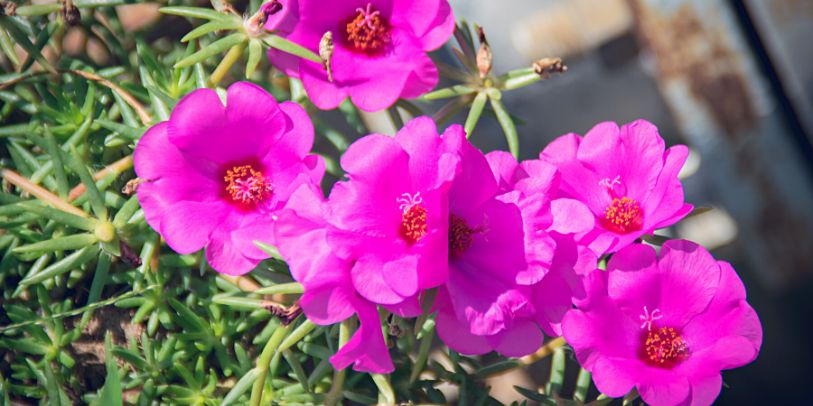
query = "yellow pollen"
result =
(400, 205, 428, 244)
(449, 215, 474, 256)
(223, 164, 272, 205)
(345, 4, 390, 55)
(601, 196, 643, 233)
(642, 327, 689, 367)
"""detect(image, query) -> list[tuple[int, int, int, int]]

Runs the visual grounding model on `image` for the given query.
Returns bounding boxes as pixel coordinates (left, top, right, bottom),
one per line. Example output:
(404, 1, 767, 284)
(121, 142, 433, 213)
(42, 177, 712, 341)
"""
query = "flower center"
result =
(223, 164, 273, 206)
(449, 215, 474, 256)
(400, 205, 428, 244)
(397, 192, 427, 244)
(600, 196, 644, 233)
(344, 3, 390, 55)
(640, 327, 689, 368)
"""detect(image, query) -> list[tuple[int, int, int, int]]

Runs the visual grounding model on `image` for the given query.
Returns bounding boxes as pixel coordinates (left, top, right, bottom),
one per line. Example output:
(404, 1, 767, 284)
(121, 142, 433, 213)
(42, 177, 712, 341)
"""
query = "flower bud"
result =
(319, 31, 335, 82)
(476, 27, 492, 79)
(62, 3, 81, 26)
(533, 57, 567, 79)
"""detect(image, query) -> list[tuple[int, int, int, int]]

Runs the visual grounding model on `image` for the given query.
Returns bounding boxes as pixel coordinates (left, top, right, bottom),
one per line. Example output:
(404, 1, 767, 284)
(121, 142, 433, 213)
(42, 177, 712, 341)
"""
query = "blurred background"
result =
(15, 0, 813, 403)
(441, 0, 813, 404)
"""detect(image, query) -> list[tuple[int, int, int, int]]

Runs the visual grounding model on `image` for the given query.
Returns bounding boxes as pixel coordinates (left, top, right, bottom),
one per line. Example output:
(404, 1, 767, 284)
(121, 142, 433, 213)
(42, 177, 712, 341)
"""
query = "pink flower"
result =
(540, 120, 693, 255)
(265, 0, 455, 111)
(434, 152, 597, 357)
(275, 185, 394, 373)
(433, 138, 541, 356)
(487, 152, 597, 329)
(134, 82, 323, 275)
(562, 240, 762, 406)
(326, 117, 461, 306)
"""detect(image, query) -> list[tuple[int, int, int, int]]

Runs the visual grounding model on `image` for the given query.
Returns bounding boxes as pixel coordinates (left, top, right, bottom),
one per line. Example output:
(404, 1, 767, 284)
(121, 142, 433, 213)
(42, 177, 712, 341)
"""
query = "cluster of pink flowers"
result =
(135, 82, 761, 404)
(134, 2, 761, 403)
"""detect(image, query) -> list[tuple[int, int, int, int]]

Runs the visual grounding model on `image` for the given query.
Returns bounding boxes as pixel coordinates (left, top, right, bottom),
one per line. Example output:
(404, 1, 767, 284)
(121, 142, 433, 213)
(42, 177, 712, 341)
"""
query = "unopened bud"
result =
(122, 178, 144, 195)
(264, 302, 302, 326)
(319, 31, 335, 82)
(533, 57, 567, 79)
(1, 1, 17, 16)
(476, 27, 492, 79)
(261, 0, 283, 17)
(62, 2, 81, 26)
(94, 221, 116, 243)
(119, 240, 142, 267)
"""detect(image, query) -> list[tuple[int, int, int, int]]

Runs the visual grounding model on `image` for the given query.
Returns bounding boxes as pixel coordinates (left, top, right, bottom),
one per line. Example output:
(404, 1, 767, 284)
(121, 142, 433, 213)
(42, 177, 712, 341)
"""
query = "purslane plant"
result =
(0, 0, 761, 404)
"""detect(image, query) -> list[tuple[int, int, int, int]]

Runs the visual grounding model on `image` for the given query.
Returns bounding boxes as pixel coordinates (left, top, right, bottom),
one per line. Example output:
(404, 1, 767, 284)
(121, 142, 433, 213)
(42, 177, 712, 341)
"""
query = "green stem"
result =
(464, 91, 487, 137)
(249, 323, 291, 406)
(209, 44, 244, 87)
(574, 368, 592, 402)
(488, 94, 520, 158)
(387, 106, 404, 130)
(324, 320, 351, 406)
(278, 320, 316, 353)
(371, 373, 395, 405)
(546, 347, 566, 395)
(409, 321, 434, 384)
(622, 388, 640, 405)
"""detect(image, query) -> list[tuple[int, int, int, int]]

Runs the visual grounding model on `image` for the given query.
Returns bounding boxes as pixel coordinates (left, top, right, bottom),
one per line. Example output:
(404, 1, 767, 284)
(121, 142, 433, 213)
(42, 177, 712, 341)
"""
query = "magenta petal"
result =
(300, 60, 350, 110)
(655, 240, 720, 325)
(135, 122, 208, 181)
(351, 256, 406, 305)
(447, 262, 532, 336)
(435, 291, 492, 355)
(549, 198, 594, 234)
(225, 82, 286, 156)
(384, 295, 423, 318)
(485, 150, 519, 191)
(398, 52, 439, 100)
(589, 357, 639, 398)
(134, 123, 220, 232)
(615, 120, 665, 200)
(392, 0, 438, 33)
(651, 203, 694, 231)
(276, 101, 315, 158)
(340, 133, 408, 182)
(688, 374, 722, 406)
(413, 0, 455, 50)
(643, 144, 688, 217)
(681, 261, 762, 353)
(160, 201, 228, 255)
(679, 336, 759, 379)
(540, 133, 581, 165)
(449, 138, 499, 216)
(562, 271, 640, 365)
(394, 117, 459, 190)
(274, 186, 331, 283)
(330, 300, 394, 373)
(574, 122, 621, 175)
(205, 228, 262, 275)
(330, 135, 408, 234)
(531, 265, 575, 336)
(136, 182, 170, 233)
(382, 255, 419, 298)
(230, 217, 276, 260)
(607, 241, 720, 328)
(300, 284, 355, 325)
(638, 376, 691, 406)
(263, 0, 300, 35)
(300, 28, 427, 112)
(486, 320, 544, 357)
(166, 88, 227, 159)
